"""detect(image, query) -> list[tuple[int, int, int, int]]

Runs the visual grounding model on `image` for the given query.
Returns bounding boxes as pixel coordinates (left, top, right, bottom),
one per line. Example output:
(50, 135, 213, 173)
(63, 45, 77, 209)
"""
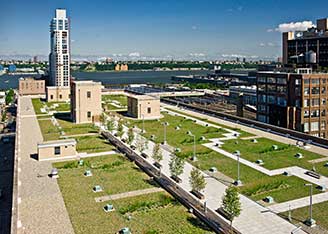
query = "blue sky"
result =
(1, 0, 328, 60)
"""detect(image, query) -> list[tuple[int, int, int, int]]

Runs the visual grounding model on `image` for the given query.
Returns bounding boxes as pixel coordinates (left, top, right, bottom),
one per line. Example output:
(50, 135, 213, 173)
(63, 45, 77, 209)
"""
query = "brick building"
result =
(19, 77, 46, 95)
(257, 71, 328, 138)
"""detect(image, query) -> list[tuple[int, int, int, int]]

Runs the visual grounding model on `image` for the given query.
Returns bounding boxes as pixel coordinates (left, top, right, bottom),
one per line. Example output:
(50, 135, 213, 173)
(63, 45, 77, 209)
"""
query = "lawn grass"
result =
(164, 107, 255, 138)
(280, 201, 328, 231)
(220, 138, 327, 175)
(102, 95, 127, 110)
(38, 119, 61, 141)
(75, 135, 115, 153)
(32, 98, 71, 113)
(32, 98, 45, 115)
(54, 155, 214, 234)
(193, 146, 322, 203)
(128, 113, 229, 158)
(57, 118, 98, 136)
(46, 102, 70, 112)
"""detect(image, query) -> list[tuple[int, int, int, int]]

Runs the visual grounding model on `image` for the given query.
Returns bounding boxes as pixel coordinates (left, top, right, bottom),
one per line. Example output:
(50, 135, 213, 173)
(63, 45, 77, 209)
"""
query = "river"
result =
(0, 70, 210, 90)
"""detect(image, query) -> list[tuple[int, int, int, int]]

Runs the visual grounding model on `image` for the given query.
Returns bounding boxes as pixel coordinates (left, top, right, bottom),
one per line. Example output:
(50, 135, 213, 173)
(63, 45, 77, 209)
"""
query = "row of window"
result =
(304, 121, 326, 132)
(304, 98, 326, 107)
(304, 87, 326, 95)
(304, 109, 326, 118)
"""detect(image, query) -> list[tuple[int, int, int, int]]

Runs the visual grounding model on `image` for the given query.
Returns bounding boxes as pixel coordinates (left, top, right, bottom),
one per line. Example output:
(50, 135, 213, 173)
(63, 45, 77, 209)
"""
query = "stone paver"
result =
(95, 187, 163, 202)
(16, 96, 74, 234)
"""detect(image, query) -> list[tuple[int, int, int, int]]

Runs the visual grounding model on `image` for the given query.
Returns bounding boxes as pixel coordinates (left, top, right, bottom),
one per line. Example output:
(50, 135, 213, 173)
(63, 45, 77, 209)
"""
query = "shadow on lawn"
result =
(54, 112, 71, 122)
(187, 216, 214, 231)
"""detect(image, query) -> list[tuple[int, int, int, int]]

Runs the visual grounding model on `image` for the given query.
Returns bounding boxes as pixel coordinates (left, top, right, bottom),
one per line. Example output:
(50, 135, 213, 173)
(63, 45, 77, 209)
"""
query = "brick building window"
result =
(87, 91, 91, 98)
(147, 107, 151, 114)
(87, 111, 91, 118)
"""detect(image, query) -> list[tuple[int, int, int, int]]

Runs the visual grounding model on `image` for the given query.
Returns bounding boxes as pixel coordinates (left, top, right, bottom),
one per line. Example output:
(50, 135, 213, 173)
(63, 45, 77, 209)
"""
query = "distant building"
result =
(71, 80, 102, 124)
(115, 64, 128, 71)
(33, 56, 38, 63)
(257, 71, 328, 138)
(282, 18, 328, 68)
(46, 86, 70, 102)
(49, 9, 71, 87)
(120, 64, 128, 71)
(19, 77, 46, 96)
(229, 85, 257, 106)
(115, 64, 121, 71)
(127, 94, 161, 119)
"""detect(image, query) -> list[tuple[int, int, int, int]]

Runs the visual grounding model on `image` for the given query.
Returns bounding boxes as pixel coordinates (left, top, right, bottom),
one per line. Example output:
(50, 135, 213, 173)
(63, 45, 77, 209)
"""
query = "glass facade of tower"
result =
(49, 9, 70, 87)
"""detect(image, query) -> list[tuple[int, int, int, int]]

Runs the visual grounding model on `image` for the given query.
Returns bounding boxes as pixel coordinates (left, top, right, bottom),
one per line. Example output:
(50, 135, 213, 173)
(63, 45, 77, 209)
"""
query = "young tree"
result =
(5, 89, 14, 105)
(127, 128, 134, 145)
(222, 186, 242, 231)
(100, 113, 106, 126)
(169, 156, 184, 178)
(136, 136, 147, 153)
(117, 121, 124, 138)
(152, 143, 163, 164)
(107, 118, 115, 132)
(189, 168, 206, 193)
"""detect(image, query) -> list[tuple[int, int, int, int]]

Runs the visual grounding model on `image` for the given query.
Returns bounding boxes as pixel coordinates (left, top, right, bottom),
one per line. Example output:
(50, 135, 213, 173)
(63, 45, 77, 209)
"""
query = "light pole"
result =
(234, 150, 242, 186)
(142, 114, 145, 133)
(304, 184, 316, 227)
(162, 122, 169, 145)
(187, 131, 197, 161)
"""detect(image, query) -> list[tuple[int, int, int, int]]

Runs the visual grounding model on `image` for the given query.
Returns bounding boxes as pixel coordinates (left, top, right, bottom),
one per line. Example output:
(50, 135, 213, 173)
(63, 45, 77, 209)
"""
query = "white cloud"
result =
(189, 53, 205, 57)
(259, 42, 277, 47)
(221, 54, 259, 59)
(276, 21, 315, 32)
(128, 52, 140, 57)
(191, 25, 198, 30)
(266, 29, 274, 33)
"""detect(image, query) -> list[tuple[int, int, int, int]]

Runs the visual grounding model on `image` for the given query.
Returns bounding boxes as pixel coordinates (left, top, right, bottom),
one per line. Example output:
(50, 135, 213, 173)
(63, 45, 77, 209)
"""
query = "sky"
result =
(1, 0, 328, 60)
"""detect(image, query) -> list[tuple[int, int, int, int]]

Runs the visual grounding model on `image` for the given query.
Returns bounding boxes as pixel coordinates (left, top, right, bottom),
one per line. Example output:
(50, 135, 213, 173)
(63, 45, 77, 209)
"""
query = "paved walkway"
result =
(163, 104, 328, 157)
(269, 192, 328, 213)
(95, 187, 163, 202)
(204, 142, 328, 188)
(16, 96, 74, 234)
(108, 120, 307, 234)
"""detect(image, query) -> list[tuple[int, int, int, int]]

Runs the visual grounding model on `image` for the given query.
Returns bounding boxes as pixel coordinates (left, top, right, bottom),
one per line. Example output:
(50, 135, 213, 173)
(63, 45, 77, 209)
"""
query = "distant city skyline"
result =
(1, 0, 328, 60)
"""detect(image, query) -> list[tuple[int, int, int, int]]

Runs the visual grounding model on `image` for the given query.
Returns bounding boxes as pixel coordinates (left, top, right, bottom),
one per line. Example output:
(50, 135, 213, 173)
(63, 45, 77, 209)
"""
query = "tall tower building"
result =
(49, 9, 70, 87)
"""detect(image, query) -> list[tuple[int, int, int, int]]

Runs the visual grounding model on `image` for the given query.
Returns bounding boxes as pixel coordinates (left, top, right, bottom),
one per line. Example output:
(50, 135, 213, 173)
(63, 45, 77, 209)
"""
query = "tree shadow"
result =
(187, 216, 213, 231)
(142, 178, 160, 187)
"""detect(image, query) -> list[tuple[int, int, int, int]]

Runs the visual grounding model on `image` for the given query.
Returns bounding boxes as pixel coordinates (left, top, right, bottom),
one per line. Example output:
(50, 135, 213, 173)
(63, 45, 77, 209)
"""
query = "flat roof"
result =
(73, 80, 102, 86)
(127, 94, 159, 100)
(38, 139, 76, 148)
(47, 86, 70, 90)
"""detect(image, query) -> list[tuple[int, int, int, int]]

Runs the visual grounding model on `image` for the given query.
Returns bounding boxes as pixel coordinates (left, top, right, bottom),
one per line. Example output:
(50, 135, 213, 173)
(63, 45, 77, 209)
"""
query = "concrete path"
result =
(95, 187, 163, 202)
(204, 142, 328, 188)
(107, 121, 307, 234)
(16, 96, 74, 234)
(59, 132, 98, 138)
(269, 192, 328, 213)
(163, 104, 328, 157)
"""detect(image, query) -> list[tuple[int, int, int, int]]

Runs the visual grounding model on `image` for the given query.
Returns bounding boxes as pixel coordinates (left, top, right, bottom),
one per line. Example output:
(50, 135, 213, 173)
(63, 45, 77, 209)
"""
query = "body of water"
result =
(0, 70, 210, 90)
